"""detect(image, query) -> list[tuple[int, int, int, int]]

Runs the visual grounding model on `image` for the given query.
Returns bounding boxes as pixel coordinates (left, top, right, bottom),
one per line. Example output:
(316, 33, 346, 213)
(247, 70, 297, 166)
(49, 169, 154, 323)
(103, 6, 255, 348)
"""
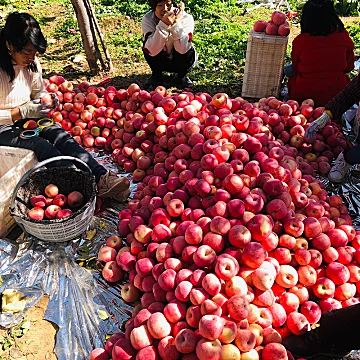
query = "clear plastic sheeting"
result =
(321, 109, 360, 229)
(0, 151, 135, 360)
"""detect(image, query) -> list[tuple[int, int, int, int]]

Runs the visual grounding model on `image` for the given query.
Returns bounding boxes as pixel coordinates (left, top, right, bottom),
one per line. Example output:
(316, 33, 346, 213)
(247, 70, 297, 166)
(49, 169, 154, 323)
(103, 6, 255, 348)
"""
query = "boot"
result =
(144, 72, 164, 90)
(98, 171, 130, 202)
(283, 304, 360, 359)
(173, 73, 194, 89)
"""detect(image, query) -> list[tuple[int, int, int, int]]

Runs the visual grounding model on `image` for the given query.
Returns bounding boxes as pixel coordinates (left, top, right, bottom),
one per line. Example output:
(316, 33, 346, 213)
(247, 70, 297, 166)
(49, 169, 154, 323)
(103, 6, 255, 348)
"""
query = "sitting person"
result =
(0, 12, 130, 202)
(141, 0, 197, 89)
(305, 74, 360, 183)
(287, 0, 354, 106)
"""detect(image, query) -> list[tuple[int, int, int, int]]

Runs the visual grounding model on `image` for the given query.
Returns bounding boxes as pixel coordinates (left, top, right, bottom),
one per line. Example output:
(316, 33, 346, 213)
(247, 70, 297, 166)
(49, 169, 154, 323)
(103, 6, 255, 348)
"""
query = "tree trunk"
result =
(70, 0, 99, 75)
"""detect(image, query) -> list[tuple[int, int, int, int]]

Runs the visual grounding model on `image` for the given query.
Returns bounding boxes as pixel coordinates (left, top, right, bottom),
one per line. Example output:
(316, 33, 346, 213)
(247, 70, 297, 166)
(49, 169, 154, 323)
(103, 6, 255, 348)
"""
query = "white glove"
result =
(40, 92, 59, 110)
(305, 111, 331, 140)
(49, 93, 59, 109)
(19, 93, 58, 119)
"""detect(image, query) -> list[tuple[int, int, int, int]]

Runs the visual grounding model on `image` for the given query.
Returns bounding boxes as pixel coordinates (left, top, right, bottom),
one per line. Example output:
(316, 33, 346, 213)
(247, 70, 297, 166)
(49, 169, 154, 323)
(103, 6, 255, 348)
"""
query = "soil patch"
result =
(0, 296, 57, 360)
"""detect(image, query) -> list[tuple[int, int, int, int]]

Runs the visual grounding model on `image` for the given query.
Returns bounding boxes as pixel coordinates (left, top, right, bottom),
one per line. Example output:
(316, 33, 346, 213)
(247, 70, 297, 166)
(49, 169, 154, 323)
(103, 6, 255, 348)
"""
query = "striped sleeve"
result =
(325, 75, 360, 120)
(31, 57, 47, 100)
(170, 12, 194, 54)
(142, 11, 170, 56)
(0, 59, 44, 125)
(0, 70, 13, 125)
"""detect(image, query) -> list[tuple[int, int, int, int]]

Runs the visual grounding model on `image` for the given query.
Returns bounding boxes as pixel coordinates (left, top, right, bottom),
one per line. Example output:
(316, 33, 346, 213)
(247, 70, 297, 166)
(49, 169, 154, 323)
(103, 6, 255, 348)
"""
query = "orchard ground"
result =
(1, 0, 359, 95)
(0, 0, 359, 359)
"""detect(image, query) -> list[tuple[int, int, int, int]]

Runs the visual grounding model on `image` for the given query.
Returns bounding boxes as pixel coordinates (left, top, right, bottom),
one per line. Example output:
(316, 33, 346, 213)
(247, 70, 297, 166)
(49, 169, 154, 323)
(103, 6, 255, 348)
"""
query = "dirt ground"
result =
(0, 296, 57, 360)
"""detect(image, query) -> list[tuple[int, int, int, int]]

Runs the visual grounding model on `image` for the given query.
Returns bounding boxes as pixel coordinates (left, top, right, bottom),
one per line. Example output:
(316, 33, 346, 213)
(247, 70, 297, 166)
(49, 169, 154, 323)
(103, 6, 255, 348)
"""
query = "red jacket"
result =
(288, 30, 354, 106)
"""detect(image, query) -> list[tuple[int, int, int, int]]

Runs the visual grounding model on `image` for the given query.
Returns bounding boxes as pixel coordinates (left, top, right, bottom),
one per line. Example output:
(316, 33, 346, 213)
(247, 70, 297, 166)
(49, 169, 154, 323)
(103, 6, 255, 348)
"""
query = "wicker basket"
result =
(10, 156, 96, 242)
(242, 30, 289, 99)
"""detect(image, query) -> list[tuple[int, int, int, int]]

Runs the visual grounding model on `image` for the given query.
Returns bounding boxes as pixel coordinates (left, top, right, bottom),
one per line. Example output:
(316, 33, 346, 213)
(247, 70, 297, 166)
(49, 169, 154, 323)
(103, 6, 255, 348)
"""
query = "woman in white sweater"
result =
(0, 12, 129, 202)
(142, 0, 197, 89)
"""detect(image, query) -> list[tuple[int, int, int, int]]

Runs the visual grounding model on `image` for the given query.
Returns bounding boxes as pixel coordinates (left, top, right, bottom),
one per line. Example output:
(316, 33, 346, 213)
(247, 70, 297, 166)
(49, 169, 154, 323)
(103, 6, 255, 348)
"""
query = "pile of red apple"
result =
(27, 184, 84, 221)
(77, 84, 360, 360)
(44, 75, 347, 182)
(253, 11, 290, 37)
(44, 75, 123, 150)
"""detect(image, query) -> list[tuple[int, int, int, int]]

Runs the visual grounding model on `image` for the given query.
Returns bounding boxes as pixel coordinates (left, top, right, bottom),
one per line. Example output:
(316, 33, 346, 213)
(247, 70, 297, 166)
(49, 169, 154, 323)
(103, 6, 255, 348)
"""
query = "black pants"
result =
(344, 144, 360, 165)
(321, 303, 360, 352)
(143, 47, 196, 76)
(0, 120, 107, 182)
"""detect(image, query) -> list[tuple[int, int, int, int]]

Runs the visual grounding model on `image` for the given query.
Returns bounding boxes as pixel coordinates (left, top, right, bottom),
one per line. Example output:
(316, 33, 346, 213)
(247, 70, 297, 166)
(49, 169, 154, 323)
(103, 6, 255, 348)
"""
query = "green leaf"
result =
(97, 309, 109, 321)
(20, 320, 30, 330)
(10, 329, 23, 337)
(18, 341, 23, 347)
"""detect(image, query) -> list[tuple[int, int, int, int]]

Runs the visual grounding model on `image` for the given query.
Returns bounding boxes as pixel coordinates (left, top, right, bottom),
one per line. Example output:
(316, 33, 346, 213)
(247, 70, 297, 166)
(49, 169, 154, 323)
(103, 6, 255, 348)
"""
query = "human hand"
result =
(162, 10, 176, 25)
(174, 2, 185, 19)
(304, 112, 331, 140)
(19, 100, 52, 119)
(49, 93, 59, 109)
(40, 92, 59, 110)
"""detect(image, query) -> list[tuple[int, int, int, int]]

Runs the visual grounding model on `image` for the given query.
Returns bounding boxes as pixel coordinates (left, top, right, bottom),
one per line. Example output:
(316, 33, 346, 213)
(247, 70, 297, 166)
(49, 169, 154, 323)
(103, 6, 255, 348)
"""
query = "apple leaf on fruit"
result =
(97, 309, 109, 321)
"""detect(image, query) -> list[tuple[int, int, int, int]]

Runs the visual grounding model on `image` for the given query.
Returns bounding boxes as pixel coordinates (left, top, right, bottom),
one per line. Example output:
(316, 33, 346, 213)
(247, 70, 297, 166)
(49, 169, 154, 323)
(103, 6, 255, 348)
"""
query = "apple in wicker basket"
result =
(67, 191, 85, 209)
(27, 207, 45, 221)
(252, 11, 289, 37)
(27, 187, 85, 220)
(253, 20, 267, 33)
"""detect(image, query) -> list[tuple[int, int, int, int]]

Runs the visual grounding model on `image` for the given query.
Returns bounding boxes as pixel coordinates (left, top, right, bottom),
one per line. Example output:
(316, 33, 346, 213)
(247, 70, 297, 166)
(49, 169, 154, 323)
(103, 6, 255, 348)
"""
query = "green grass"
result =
(0, 0, 359, 94)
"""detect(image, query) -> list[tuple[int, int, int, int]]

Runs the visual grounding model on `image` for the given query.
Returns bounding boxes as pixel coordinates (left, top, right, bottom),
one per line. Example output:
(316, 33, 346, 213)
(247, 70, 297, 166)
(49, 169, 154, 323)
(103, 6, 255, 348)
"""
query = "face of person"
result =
(154, 0, 173, 19)
(7, 42, 37, 67)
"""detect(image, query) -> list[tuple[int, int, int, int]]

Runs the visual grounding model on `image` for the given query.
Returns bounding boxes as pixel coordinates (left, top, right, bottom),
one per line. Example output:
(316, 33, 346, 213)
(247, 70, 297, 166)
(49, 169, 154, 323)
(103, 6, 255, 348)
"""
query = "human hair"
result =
(0, 12, 47, 82)
(300, 0, 344, 36)
(148, 0, 173, 10)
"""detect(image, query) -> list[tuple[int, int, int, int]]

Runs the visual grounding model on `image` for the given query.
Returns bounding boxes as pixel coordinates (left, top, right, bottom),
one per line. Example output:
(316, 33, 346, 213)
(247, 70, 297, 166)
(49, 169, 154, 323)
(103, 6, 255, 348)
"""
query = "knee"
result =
(28, 137, 59, 156)
(44, 126, 72, 143)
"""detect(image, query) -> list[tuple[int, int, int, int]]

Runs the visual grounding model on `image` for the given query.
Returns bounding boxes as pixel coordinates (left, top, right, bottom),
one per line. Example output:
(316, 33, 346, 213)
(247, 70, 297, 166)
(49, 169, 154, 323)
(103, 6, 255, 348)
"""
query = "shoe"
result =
(280, 85, 289, 101)
(116, 188, 131, 203)
(98, 171, 130, 202)
(174, 74, 194, 89)
(144, 73, 164, 90)
(328, 152, 350, 183)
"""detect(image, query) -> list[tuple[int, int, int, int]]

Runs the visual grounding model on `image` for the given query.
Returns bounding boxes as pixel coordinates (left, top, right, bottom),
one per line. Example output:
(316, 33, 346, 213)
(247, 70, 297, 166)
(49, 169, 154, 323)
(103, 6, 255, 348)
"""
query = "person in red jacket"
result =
(287, 0, 354, 106)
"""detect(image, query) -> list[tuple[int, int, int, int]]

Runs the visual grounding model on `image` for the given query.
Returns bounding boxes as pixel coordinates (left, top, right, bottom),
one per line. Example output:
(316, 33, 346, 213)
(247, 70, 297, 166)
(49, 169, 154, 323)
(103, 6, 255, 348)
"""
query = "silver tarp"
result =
(0, 154, 134, 359)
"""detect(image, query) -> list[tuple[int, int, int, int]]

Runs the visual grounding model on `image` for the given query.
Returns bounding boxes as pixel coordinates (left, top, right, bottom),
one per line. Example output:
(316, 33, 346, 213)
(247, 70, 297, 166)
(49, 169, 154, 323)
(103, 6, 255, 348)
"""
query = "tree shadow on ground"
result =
(42, 68, 245, 97)
(108, 74, 244, 96)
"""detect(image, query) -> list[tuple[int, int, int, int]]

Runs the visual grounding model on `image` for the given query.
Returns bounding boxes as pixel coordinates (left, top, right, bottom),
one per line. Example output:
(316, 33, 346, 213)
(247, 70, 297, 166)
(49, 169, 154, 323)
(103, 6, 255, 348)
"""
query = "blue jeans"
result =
(284, 64, 295, 78)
